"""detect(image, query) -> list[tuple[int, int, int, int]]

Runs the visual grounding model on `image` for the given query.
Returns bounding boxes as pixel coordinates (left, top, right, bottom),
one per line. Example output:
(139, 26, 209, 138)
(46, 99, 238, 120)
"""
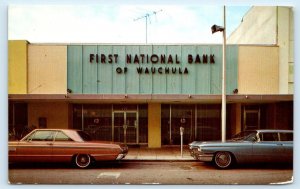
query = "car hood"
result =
(189, 140, 251, 147)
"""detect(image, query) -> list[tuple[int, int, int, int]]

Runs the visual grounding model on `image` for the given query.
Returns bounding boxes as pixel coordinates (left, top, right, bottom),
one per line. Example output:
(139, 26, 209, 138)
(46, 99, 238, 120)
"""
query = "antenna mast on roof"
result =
(134, 9, 163, 44)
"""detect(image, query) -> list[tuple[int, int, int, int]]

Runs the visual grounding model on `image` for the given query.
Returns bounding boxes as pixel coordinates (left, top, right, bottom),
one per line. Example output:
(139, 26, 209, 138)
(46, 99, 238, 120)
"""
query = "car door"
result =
(52, 131, 75, 162)
(252, 132, 283, 163)
(16, 130, 56, 162)
(279, 132, 293, 163)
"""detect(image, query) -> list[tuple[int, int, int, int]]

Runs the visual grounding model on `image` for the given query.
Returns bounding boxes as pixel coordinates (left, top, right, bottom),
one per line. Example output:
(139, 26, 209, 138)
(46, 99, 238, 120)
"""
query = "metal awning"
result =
(8, 94, 293, 104)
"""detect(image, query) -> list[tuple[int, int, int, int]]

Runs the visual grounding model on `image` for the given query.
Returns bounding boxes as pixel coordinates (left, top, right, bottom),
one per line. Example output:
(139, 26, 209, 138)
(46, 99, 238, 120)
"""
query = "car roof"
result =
(31, 128, 80, 131)
(256, 129, 293, 133)
(25, 129, 83, 142)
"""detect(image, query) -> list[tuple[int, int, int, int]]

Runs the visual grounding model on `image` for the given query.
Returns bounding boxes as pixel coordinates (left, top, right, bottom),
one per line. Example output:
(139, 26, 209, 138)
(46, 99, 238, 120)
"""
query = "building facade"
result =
(8, 6, 293, 148)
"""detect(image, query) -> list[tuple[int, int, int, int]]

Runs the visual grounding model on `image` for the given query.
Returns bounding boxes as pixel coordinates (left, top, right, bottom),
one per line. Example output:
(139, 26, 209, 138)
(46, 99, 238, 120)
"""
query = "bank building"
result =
(8, 6, 294, 148)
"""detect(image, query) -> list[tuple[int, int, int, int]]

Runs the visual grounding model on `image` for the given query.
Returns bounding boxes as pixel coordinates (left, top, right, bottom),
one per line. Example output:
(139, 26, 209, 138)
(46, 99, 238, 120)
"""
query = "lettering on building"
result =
(89, 53, 215, 75)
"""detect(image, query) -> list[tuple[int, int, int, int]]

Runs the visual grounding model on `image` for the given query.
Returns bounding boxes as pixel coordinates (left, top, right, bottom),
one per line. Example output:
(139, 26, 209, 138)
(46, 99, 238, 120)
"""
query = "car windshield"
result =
(231, 131, 257, 141)
(77, 131, 93, 141)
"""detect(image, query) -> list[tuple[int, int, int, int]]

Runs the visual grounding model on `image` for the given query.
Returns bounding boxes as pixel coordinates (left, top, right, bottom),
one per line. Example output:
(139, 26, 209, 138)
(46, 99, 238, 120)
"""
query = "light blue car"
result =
(189, 129, 293, 169)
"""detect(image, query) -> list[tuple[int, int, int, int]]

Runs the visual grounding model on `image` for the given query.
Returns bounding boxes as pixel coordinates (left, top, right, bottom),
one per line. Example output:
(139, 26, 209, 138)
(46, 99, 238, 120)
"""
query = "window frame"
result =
(54, 131, 74, 142)
(25, 130, 56, 142)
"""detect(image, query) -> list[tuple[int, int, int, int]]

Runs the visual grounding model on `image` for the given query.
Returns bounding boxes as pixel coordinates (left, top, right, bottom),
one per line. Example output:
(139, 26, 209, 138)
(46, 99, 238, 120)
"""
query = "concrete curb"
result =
(122, 159, 198, 162)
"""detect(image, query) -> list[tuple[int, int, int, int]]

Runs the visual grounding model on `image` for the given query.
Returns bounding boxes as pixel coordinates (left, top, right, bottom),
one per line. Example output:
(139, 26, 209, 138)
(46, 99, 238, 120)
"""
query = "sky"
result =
(8, 4, 250, 44)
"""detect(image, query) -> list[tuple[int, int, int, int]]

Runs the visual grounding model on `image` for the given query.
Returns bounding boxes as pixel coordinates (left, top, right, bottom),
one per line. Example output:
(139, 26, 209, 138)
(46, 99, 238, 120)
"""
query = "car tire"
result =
(75, 154, 91, 168)
(214, 151, 233, 169)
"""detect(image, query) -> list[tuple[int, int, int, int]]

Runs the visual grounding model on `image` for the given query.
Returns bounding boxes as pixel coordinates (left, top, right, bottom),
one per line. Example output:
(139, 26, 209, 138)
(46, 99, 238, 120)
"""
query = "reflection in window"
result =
(30, 131, 55, 141)
(55, 131, 73, 141)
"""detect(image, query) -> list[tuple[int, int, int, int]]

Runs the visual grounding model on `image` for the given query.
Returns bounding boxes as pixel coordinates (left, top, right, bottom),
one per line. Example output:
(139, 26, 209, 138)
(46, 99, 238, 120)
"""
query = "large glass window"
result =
(138, 104, 148, 144)
(171, 105, 195, 145)
(162, 104, 223, 145)
(161, 104, 195, 145)
(73, 104, 83, 130)
(161, 104, 171, 145)
(9, 102, 28, 140)
(83, 104, 112, 141)
(72, 104, 112, 141)
(196, 104, 221, 141)
(72, 104, 147, 144)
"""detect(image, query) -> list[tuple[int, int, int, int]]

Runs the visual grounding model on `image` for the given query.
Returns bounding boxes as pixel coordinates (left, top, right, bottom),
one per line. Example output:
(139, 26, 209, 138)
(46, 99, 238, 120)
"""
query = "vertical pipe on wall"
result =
(81, 104, 84, 131)
(137, 105, 139, 144)
(195, 104, 197, 140)
(169, 104, 172, 144)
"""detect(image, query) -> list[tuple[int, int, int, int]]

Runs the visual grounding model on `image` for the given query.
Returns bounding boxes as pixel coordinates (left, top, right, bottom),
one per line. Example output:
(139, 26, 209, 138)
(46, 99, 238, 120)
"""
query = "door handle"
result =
(277, 143, 283, 146)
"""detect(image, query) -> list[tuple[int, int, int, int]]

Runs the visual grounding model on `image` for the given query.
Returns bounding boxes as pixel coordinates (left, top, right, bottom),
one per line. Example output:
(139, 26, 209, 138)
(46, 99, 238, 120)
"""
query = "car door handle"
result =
(277, 143, 283, 146)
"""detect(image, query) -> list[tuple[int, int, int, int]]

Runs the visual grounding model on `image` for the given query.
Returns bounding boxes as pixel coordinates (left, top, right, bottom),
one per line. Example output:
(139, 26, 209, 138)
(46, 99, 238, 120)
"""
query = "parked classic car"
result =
(189, 129, 293, 169)
(9, 129, 128, 168)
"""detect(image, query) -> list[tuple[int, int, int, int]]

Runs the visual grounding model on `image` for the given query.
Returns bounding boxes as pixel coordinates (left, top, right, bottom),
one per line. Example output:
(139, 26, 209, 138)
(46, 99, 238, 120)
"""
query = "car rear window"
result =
(259, 133, 279, 141)
(77, 131, 93, 141)
(280, 133, 293, 141)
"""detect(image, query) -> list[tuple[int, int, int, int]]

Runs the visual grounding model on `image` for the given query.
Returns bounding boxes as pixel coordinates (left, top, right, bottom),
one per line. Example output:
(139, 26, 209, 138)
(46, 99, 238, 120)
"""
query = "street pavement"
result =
(7, 146, 293, 185)
(8, 161, 293, 185)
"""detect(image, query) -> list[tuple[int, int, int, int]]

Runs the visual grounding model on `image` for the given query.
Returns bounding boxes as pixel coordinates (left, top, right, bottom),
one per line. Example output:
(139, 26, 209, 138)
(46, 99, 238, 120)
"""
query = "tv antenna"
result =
(134, 9, 163, 43)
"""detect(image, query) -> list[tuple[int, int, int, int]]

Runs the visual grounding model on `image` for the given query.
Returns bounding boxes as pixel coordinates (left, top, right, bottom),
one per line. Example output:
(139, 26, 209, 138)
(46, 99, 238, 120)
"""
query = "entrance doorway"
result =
(112, 111, 138, 144)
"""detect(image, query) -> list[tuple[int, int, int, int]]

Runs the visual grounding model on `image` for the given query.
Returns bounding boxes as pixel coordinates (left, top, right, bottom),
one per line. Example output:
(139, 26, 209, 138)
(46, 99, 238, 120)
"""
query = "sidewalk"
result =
(124, 146, 195, 161)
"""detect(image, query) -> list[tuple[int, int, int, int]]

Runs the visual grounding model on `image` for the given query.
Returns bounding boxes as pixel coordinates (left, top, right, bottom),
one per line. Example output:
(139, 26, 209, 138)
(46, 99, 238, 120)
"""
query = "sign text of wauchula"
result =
(89, 54, 215, 75)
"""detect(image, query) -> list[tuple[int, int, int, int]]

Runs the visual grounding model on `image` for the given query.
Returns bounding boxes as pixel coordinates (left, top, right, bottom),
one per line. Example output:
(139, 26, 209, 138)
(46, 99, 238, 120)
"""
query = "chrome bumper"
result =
(198, 154, 213, 162)
(189, 148, 200, 160)
(189, 147, 213, 162)
(116, 153, 127, 160)
(116, 145, 128, 160)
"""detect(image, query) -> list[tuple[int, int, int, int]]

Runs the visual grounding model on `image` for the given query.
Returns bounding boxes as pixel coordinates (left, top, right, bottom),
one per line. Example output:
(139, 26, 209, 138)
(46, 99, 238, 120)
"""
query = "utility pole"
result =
(134, 9, 162, 43)
(211, 6, 226, 142)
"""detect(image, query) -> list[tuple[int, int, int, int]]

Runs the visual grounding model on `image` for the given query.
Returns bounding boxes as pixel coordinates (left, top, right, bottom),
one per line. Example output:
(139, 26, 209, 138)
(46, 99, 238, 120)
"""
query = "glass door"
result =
(113, 111, 138, 144)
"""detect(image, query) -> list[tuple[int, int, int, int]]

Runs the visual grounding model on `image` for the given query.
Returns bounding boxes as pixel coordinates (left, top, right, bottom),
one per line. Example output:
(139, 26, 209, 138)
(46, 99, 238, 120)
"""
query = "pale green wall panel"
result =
(67, 44, 238, 95)
(125, 45, 140, 94)
(67, 46, 82, 93)
(113, 46, 126, 93)
(202, 45, 215, 94)
(226, 46, 238, 94)
(210, 46, 222, 94)
(83, 46, 98, 93)
(153, 45, 167, 94)
(139, 45, 153, 94)
(97, 45, 113, 94)
(182, 45, 196, 94)
(167, 45, 182, 94)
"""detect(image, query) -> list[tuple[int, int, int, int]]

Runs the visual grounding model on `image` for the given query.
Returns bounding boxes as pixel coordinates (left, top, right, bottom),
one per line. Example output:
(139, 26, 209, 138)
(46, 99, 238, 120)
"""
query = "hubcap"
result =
(215, 152, 231, 168)
(76, 154, 90, 168)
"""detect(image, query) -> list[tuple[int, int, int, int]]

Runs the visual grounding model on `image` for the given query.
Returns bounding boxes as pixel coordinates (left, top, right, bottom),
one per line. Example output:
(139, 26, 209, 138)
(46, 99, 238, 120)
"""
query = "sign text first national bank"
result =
(89, 54, 216, 64)
(89, 53, 216, 74)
